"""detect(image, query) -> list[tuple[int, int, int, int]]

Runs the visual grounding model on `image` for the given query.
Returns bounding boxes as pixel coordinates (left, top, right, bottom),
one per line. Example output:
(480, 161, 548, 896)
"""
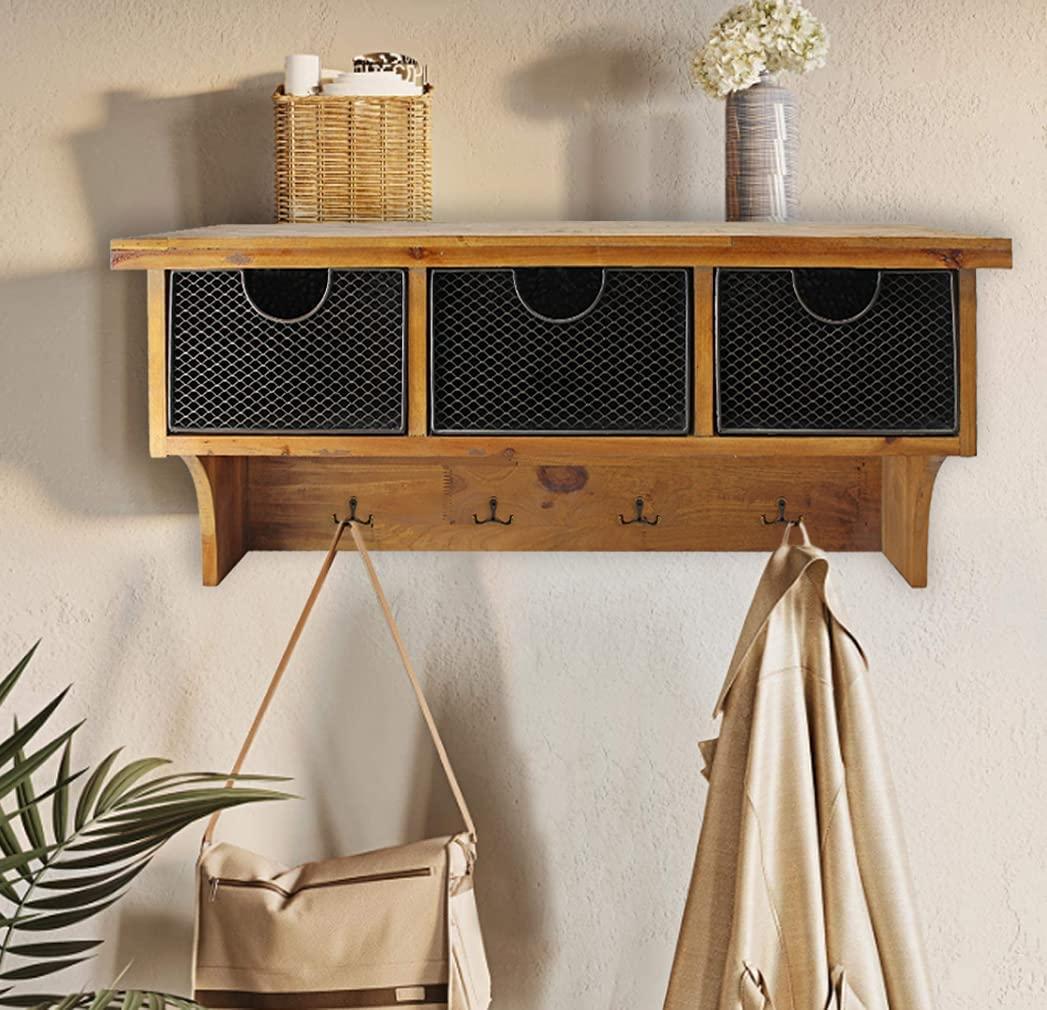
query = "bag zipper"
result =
(208, 866, 432, 901)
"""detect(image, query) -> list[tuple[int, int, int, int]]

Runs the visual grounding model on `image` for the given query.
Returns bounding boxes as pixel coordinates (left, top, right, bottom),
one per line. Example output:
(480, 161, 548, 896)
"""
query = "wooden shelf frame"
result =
(112, 223, 1011, 588)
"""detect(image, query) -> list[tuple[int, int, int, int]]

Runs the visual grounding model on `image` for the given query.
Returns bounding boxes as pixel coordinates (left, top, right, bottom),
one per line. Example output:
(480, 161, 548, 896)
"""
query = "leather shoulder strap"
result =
(202, 521, 476, 846)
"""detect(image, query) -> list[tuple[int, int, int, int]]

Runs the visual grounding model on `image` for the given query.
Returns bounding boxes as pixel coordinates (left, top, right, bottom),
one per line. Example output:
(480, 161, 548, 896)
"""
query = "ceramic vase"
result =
(725, 71, 798, 222)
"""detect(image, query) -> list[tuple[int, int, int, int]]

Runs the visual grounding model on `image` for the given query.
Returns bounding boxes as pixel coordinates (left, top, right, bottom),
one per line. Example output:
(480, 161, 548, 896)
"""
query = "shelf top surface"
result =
(110, 220, 1012, 270)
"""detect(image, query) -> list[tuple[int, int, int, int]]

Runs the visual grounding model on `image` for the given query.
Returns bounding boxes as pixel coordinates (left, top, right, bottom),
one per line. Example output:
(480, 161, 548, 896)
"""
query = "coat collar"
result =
(713, 528, 865, 717)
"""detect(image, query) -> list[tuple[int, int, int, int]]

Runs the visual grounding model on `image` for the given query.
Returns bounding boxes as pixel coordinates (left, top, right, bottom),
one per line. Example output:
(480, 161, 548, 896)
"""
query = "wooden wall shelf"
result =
(111, 222, 1012, 588)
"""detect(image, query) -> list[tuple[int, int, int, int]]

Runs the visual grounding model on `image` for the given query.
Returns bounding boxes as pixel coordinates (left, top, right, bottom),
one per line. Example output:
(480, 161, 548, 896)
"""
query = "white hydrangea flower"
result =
(694, 0, 829, 98)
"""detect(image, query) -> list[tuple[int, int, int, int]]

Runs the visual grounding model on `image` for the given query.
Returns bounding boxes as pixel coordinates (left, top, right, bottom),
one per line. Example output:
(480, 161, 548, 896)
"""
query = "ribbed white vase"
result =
(724, 71, 798, 222)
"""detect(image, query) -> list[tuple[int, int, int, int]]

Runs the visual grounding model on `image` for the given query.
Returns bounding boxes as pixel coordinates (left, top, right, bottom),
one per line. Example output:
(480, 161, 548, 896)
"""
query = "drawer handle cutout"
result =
(512, 267, 606, 323)
(241, 268, 333, 322)
(791, 268, 882, 324)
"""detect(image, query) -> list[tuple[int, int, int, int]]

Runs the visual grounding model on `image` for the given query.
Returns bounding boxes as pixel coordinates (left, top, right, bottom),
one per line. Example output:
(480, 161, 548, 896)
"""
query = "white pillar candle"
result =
(284, 54, 321, 96)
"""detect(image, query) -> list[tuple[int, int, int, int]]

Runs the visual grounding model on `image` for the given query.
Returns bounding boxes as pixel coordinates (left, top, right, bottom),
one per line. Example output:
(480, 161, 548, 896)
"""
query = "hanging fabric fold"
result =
(664, 522, 935, 1010)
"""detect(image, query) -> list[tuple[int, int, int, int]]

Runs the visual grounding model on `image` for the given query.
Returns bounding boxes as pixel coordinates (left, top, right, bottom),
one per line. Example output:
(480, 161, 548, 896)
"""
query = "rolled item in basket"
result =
(284, 53, 320, 96)
(322, 71, 423, 96)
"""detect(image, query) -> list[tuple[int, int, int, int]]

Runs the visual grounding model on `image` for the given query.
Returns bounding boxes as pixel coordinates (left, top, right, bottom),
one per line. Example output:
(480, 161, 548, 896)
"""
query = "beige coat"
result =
(664, 526, 935, 1010)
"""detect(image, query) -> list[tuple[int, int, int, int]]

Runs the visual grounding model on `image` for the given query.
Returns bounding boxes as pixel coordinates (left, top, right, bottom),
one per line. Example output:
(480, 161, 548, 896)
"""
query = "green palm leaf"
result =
(14, 730, 46, 853)
(0, 646, 39, 709)
(33, 859, 149, 892)
(0, 805, 31, 891)
(0, 643, 289, 1008)
(0, 693, 71, 773)
(0, 958, 91, 982)
(73, 753, 121, 833)
(0, 728, 82, 808)
(4, 943, 100, 960)
(0, 852, 50, 876)
(118, 772, 287, 804)
(25, 862, 147, 911)
(93, 761, 170, 817)
(51, 744, 72, 845)
(3, 993, 203, 1010)
(13, 897, 120, 933)
(50, 837, 165, 872)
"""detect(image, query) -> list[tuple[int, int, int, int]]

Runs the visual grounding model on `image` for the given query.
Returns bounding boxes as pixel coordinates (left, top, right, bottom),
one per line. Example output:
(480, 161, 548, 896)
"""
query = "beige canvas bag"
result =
(193, 520, 491, 1010)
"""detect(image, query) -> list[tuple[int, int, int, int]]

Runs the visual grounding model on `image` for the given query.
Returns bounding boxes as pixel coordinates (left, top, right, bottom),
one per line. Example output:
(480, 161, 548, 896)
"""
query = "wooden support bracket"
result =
(181, 456, 247, 586)
(881, 455, 945, 588)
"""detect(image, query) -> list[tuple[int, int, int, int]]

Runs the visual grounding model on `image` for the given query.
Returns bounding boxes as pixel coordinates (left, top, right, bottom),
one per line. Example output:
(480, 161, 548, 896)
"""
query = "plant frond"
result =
(0, 692, 72, 773)
(2, 992, 202, 1010)
(0, 727, 82, 807)
(0, 958, 92, 982)
(33, 859, 151, 892)
(0, 646, 40, 711)
(93, 762, 170, 818)
(73, 753, 121, 833)
(12, 897, 120, 933)
(0, 643, 289, 1000)
(14, 728, 46, 853)
(4, 943, 100, 961)
(51, 745, 72, 845)
(118, 772, 288, 805)
(25, 863, 147, 912)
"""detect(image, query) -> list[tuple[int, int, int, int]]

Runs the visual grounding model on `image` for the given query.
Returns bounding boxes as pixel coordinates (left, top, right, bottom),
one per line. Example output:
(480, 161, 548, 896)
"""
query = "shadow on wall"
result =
(416, 574, 550, 1010)
(109, 861, 196, 995)
(158, 554, 549, 1007)
(504, 30, 715, 220)
(302, 557, 550, 1009)
(0, 78, 278, 516)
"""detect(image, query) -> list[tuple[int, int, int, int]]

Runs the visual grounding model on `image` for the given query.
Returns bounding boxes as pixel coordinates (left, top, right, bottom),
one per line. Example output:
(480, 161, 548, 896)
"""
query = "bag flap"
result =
(196, 836, 456, 995)
(200, 835, 454, 891)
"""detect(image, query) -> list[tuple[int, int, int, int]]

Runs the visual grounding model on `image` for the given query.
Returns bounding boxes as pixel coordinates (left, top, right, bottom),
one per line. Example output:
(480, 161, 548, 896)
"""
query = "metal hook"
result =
(331, 496, 374, 527)
(761, 497, 803, 526)
(619, 496, 660, 526)
(473, 496, 513, 526)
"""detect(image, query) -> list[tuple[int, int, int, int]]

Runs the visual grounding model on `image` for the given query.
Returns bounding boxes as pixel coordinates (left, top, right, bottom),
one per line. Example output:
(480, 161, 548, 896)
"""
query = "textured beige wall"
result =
(1, 1, 1044, 1007)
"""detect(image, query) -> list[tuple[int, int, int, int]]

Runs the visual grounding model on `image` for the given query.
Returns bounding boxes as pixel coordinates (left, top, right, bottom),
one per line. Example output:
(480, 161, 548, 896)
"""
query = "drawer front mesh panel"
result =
(429, 268, 692, 435)
(168, 269, 406, 434)
(716, 269, 957, 435)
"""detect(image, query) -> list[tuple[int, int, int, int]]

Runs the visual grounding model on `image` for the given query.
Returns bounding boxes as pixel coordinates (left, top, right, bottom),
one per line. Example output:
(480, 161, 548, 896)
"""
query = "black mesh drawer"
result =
(167, 268, 407, 434)
(429, 267, 692, 435)
(716, 268, 958, 435)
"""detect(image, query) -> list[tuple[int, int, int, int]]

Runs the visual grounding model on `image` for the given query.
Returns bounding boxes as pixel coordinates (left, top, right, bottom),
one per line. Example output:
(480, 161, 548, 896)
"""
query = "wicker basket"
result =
(273, 85, 432, 223)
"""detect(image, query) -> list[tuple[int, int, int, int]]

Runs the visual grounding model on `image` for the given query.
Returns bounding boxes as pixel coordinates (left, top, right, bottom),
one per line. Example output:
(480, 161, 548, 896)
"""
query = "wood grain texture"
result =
(243, 455, 880, 554)
(247, 460, 450, 552)
(881, 455, 945, 588)
(693, 268, 715, 437)
(957, 269, 977, 456)
(147, 270, 167, 458)
(110, 221, 1013, 271)
(163, 433, 961, 460)
(407, 267, 428, 436)
(141, 225, 987, 586)
(172, 450, 952, 588)
(112, 220, 1012, 238)
(181, 456, 247, 586)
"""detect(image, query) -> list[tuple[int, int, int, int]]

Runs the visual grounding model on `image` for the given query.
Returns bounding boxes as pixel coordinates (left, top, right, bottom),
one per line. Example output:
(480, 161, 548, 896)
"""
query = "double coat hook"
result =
(619, 496, 660, 526)
(332, 496, 374, 527)
(326, 494, 802, 534)
(474, 496, 513, 526)
(761, 497, 803, 527)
